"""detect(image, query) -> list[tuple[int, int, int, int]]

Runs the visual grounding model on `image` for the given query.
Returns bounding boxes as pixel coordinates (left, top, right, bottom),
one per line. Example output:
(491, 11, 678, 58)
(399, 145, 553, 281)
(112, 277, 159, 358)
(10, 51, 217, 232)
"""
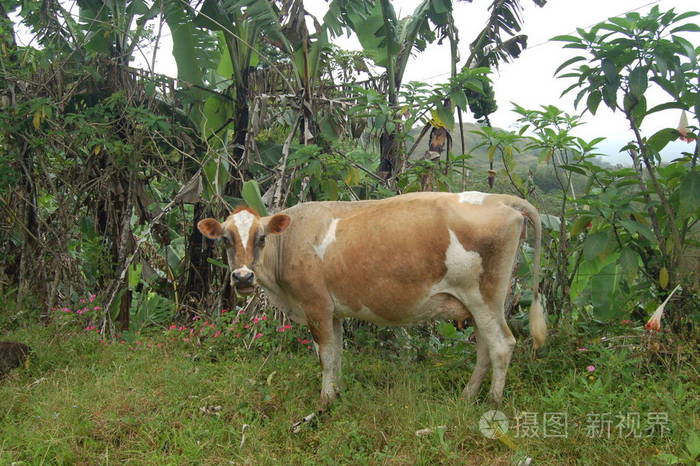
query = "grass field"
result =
(1, 320, 698, 465)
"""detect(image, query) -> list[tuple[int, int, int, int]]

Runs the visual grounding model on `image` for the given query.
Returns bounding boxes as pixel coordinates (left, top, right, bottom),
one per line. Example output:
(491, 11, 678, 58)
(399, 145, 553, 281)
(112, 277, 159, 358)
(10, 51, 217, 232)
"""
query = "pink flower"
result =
(586, 365, 596, 373)
(221, 309, 229, 314)
(178, 326, 186, 331)
(283, 324, 292, 330)
(93, 306, 102, 311)
(251, 317, 260, 324)
(577, 347, 588, 352)
(300, 339, 311, 345)
(277, 327, 286, 333)
(238, 309, 246, 315)
(244, 324, 250, 329)
(213, 330, 222, 338)
(168, 324, 177, 330)
(254, 333, 263, 339)
(620, 319, 632, 325)
(61, 307, 72, 313)
(192, 315, 200, 321)
(261, 315, 267, 321)
(88, 294, 96, 303)
(677, 111, 696, 143)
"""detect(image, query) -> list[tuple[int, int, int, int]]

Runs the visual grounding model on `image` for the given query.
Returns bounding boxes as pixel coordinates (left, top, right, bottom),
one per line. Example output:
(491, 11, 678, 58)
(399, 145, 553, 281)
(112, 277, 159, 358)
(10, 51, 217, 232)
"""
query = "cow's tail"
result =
(503, 196, 547, 350)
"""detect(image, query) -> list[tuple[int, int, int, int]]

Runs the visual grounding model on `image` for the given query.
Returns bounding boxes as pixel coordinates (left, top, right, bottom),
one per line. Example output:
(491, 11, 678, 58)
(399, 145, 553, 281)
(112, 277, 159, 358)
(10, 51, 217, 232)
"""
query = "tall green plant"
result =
(549, 6, 700, 323)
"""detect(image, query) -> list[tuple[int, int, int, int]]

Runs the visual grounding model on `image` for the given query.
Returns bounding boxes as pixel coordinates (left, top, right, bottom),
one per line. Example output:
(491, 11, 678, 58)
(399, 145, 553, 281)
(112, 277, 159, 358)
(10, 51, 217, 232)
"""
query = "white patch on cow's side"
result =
(233, 210, 256, 252)
(313, 218, 339, 260)
(458, 191, 488, 205)
(428, 229, 485, 318)
(443, 230, 482, 282)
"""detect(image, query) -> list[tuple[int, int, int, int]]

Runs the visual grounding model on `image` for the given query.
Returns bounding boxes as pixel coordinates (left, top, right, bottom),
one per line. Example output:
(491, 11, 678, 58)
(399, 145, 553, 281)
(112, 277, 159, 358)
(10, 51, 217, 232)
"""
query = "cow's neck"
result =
(257, 232, 283, 291)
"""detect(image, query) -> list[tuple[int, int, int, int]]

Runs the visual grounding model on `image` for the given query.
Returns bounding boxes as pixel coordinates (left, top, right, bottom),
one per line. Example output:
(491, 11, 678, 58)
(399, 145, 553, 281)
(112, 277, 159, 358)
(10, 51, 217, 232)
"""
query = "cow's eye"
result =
(257, 234, 266, 247)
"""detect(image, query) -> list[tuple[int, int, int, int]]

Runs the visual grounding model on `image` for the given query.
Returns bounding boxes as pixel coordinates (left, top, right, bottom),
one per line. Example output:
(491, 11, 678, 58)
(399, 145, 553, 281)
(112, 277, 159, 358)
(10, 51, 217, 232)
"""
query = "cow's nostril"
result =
(233, 270, 254, 284)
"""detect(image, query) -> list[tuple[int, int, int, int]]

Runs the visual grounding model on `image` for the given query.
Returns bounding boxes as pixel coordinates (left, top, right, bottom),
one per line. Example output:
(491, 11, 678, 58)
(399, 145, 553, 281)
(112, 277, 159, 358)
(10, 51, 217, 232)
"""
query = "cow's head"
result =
(197, 207, 291, 294)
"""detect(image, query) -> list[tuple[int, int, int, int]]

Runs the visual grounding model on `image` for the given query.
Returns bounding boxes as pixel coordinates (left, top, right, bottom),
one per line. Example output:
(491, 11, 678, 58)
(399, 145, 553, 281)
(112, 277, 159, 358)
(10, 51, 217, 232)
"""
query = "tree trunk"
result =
(182, 202, 212, 313)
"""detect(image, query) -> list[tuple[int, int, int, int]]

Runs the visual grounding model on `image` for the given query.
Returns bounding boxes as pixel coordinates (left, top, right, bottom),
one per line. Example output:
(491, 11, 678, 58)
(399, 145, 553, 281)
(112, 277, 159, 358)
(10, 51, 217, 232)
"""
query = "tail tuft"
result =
(529, 293, 547, 350)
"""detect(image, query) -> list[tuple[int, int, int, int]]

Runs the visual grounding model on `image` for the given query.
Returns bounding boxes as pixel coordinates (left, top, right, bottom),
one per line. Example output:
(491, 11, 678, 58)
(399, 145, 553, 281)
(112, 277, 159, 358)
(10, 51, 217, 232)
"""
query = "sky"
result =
(14, 0, 699, 163)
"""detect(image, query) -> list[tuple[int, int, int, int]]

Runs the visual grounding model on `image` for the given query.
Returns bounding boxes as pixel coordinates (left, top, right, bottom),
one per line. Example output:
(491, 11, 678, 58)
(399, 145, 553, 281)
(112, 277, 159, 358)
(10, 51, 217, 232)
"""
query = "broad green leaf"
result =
(202, 95, 232, 146)
(586, 90, 602, 115)
(241, 180, 268, 216)
(540, 214, 561, 231)
(435, 104, 454, 130)
(670, 23, 700, 33)
(619, 248, 639, 282)
(602, 84, 617, 110)
(550, 35, 583, 43)
(346, 1, 392, 68)
(215, 32, 233, 78)
(164, 3, 206, 87)
(628, 67, 648, 98)
(570, 216, 592, 236)
(583, 231, 609, 261)
(203, 156, 230, 200)
(128, 263, 142, 291)
(646, 101, 686, 114)
(554, 56, 586, 76)
(619, 219, 655, 242)
(560, 164, 587, 175)
(601, 59, 618, 85)
(679, 171, 700, 217)
(646, 128, 679, 153)
(591, 261, 623, 321)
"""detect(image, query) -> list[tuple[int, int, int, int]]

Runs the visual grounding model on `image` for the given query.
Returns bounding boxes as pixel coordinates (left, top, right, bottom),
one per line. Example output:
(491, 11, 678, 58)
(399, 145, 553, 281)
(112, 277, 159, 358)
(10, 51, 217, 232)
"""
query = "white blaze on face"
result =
(233, 210, 256, 252)
(313, 218, 339, 260)
(458, 191, 488, 205)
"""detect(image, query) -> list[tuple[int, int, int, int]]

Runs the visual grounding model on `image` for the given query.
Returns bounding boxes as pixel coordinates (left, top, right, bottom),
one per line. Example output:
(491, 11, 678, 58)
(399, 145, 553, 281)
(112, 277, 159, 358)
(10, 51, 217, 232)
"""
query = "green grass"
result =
(0, 323, 698, 465)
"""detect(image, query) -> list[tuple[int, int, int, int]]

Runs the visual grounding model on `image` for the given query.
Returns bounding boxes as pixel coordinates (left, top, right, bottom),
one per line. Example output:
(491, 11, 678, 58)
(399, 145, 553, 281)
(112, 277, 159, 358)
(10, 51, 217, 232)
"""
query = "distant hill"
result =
(408, 122, 540, 174)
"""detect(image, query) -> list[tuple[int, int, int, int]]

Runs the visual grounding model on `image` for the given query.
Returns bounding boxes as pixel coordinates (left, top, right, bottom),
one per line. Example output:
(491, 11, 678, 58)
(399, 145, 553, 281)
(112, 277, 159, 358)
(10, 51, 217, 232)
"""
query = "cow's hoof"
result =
(462, 386, 482, 403)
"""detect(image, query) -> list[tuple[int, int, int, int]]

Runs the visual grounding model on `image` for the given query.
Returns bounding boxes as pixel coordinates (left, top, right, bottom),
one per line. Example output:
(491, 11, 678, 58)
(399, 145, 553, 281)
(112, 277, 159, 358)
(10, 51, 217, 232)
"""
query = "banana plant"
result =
(331, 0, 546, 182)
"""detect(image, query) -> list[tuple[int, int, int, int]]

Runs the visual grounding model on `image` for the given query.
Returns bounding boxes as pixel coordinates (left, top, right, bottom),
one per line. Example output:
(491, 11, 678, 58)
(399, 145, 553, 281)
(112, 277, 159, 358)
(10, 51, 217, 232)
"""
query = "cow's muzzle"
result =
(232, 267, 255, 294)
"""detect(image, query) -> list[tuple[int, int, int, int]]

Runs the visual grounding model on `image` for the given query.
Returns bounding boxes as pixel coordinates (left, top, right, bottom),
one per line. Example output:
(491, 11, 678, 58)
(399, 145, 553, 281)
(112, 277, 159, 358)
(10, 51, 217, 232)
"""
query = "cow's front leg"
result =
(309, 316, 343, 410)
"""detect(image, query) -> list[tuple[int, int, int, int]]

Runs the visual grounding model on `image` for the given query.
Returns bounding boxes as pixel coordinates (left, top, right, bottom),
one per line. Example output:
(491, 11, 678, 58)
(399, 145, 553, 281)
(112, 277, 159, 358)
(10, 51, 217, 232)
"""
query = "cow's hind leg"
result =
(309, 316, 343, 410)
(463, 328, 491, 400)
(474, 311, 516, 403)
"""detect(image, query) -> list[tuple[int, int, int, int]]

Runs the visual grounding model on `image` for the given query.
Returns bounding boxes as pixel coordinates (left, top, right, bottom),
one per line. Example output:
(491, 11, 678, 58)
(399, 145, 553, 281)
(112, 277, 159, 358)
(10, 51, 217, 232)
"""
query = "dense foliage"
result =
(0, 0, 698, 382)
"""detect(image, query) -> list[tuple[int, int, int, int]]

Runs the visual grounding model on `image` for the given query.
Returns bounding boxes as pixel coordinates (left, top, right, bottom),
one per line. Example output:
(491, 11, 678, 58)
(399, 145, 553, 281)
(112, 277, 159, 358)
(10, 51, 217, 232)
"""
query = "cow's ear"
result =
(265, 214, 291, 235)
(198, 218, 224, 239)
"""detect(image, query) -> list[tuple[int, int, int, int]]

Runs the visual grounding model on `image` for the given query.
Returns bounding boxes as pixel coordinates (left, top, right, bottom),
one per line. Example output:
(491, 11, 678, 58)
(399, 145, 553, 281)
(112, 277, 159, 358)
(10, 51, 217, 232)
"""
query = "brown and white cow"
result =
(198, 191, 546, 408)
